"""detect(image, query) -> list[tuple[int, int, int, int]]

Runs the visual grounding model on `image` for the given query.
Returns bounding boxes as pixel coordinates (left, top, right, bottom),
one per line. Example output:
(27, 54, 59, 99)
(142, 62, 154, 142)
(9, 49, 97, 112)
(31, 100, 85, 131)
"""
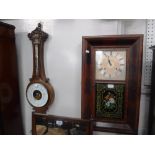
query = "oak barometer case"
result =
(81, 35, 143, 134)
(26, 23, 54, 113)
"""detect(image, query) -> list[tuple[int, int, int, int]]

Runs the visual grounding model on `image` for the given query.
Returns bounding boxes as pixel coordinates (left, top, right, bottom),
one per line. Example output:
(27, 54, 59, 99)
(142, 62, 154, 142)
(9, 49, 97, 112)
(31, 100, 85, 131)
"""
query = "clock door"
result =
(81, 35, 143, 134)
(94, 48, 128, 120)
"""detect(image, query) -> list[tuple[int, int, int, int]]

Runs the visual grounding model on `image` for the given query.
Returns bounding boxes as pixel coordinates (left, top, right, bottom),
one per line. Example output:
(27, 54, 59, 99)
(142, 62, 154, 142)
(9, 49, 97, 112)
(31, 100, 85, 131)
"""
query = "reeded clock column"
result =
(26, 23, 54, 113)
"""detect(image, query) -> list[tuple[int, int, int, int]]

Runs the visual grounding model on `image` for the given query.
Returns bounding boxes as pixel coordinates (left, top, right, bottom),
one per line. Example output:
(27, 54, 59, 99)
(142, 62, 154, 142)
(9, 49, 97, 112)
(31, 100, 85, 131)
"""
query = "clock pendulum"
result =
(26, 23, 54, 113)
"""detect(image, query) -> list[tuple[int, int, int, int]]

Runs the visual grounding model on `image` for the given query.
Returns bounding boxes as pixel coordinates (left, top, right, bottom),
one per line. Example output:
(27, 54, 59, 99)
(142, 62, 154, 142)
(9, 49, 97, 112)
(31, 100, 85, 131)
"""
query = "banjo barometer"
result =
(26, 23, 54, 113)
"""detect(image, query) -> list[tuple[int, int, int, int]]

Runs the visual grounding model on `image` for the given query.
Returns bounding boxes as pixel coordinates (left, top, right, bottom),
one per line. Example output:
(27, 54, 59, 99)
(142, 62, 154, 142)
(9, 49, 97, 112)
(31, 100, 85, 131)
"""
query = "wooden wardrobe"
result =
(0, 21, 23, 134)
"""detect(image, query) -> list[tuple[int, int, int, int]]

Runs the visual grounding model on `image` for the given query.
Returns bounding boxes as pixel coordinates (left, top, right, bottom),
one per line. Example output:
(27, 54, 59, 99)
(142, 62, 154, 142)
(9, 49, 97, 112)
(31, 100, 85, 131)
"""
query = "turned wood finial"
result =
(38, 22, 42, 29)
(28, 22, 48, 44)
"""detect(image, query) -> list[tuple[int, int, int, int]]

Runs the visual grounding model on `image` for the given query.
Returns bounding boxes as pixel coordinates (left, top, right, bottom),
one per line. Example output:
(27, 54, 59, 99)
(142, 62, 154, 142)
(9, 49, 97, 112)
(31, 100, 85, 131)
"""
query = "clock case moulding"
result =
(26, 23, 54, 113)
(81, 35, 143, 134)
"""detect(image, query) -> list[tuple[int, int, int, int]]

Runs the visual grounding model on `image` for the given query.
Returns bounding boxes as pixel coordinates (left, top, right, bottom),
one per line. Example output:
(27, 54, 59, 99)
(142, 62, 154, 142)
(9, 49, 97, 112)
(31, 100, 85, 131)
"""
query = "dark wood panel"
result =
(148, 46, 155, 134)
(0, 22, 24, 134)
(32, 112, 91, 135)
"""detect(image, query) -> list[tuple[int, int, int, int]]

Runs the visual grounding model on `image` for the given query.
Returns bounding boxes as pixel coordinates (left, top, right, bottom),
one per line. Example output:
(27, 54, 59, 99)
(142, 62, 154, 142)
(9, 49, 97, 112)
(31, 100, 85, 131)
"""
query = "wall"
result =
(2, 19, 148, 134)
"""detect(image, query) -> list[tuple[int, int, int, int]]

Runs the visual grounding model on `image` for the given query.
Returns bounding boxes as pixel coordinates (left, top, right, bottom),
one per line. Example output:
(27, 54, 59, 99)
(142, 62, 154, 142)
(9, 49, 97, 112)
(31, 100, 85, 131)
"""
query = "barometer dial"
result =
(26, 83, 48, 107)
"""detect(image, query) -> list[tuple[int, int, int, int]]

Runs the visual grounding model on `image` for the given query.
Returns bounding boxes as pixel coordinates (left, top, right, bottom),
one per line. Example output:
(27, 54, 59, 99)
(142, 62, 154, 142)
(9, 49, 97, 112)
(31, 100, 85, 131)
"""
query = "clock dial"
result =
(95, 49, 126, 81)
(26, 83, 48, 107)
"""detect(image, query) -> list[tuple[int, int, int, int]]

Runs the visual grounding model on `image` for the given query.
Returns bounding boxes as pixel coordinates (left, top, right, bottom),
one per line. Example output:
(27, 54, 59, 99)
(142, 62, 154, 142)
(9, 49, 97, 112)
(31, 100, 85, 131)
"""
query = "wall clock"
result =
(81, 35, 143, 134)
(26, 23, 54, 113)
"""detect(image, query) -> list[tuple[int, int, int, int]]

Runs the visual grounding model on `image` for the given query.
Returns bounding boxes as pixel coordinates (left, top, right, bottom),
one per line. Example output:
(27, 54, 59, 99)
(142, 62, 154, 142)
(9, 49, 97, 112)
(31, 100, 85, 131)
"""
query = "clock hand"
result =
(108, 56, 112, 66)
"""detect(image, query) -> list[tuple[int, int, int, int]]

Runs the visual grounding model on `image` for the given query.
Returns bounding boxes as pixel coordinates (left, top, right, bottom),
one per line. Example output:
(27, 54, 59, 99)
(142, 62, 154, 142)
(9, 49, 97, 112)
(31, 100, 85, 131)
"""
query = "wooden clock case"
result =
(81, 35, 143, 134)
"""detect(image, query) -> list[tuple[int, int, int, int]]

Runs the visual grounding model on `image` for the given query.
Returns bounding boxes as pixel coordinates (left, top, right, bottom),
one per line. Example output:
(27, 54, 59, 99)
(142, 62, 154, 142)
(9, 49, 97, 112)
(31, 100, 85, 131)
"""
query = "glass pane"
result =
(95, 49, 126, 81)
(96, 83, 125, 119)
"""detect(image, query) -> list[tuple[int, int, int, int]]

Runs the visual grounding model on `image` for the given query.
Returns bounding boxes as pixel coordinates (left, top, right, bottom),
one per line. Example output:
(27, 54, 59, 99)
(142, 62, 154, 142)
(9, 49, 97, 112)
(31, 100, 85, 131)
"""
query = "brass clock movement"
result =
(82, 35, 143, 134)
(26, 23, 54, 113)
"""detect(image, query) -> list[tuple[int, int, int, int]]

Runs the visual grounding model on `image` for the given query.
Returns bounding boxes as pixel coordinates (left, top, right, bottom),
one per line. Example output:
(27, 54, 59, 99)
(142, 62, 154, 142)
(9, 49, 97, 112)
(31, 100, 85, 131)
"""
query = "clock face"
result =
(26, 83, 48, 107)
(95, 49, 126, 81)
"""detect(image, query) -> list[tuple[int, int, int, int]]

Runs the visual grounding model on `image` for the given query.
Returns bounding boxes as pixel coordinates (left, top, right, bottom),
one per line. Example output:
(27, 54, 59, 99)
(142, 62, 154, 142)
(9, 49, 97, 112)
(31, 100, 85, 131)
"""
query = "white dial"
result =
(26, 83, 48, 107)
(95, 49, 126, 81)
